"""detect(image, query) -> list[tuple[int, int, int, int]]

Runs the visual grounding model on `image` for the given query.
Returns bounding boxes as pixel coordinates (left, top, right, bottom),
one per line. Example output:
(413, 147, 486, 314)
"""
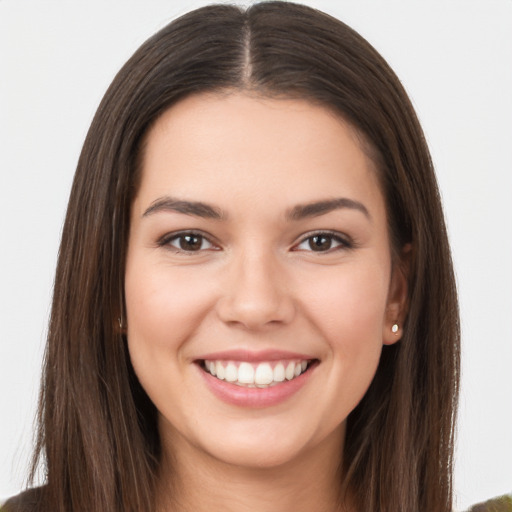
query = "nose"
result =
(216, 249, 296, 330)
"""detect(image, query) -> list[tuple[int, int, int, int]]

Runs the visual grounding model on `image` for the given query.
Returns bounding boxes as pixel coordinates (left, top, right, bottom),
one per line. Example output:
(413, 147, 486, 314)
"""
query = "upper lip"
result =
(195, 349, 316, 362)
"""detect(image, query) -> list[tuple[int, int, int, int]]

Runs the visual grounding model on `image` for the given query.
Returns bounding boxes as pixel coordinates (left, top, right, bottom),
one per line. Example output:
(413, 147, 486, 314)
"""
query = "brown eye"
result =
(163, 232, 215, 252)
(294, 232, 351, 253)
(178, 234, 203, 251)
(309, 235, 332, 251)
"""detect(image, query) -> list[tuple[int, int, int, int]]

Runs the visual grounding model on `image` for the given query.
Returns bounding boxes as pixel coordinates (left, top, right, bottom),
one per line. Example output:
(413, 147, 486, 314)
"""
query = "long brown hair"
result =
(24, 3, 459, 511)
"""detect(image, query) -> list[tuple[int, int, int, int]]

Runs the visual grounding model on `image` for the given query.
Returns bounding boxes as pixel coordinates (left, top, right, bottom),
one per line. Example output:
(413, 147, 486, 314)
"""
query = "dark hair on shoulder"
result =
(3, 487, 43, 512)
(27, 3, 459, 511)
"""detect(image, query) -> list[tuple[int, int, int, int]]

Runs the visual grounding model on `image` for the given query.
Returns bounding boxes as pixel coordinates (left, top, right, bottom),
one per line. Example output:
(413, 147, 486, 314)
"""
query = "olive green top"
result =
(2, 491, 512, 511)
(467, 494, 512, 512)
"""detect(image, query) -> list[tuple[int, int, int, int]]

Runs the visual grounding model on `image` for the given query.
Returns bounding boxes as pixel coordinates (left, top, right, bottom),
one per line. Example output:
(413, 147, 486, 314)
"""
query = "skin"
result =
(125, 92, 408, 512)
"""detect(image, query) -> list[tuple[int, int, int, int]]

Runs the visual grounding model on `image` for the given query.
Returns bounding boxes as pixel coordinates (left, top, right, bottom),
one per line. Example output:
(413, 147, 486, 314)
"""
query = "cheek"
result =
(123, 259, 221, 421)
(297, 260, 389, 391)
(124, 259, 217, 358)
(301, 261, 389, 338)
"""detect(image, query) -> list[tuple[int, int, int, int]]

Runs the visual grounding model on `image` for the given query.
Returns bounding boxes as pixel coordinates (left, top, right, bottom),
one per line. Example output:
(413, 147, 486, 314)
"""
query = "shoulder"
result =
(466, 494, 512, 512)
(2, 487, 44, 512)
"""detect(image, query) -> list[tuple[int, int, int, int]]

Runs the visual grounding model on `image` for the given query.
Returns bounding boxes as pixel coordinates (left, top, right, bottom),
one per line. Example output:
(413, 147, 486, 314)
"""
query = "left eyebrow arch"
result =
(142, 196, 225, 219)
(286, 198, 371, 221)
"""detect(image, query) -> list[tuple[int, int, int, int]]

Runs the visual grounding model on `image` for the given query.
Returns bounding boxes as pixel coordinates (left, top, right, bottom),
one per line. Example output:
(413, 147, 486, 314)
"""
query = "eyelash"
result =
(293, 231, 355, 254)
(157, 231, 219, 254)
(157, 230, 353, 254)
(293, 230, 353, 253)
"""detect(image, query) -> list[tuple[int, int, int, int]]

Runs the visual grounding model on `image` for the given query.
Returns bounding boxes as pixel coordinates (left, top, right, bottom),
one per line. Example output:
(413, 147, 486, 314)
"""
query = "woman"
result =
(4, 2, 460, 511)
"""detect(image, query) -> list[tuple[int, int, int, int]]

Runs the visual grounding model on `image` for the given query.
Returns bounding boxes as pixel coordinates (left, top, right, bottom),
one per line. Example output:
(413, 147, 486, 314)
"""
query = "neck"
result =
(156, 426, 351, 512)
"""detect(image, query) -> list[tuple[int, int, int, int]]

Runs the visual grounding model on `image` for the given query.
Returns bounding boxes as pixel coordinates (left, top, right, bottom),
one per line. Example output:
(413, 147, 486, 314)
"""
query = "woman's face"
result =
(125, 92, 406, 470)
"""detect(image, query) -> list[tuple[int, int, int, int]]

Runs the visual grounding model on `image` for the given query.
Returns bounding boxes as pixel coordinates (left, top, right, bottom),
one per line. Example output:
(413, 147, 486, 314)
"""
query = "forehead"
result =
(134, 92, 385, 222)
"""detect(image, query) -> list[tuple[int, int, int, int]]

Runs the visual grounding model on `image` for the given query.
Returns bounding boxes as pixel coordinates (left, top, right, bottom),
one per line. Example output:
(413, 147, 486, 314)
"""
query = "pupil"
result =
(180, 234, 201, 250)
(310, 235, 331, 251)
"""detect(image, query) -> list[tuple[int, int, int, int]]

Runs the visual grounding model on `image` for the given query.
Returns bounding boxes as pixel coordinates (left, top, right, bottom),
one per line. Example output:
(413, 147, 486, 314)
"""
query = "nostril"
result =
(215, 293, 296, 330)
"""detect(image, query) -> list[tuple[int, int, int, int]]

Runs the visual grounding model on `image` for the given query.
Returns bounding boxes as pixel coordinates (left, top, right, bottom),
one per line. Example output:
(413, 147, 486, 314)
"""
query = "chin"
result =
(208, 440, 309, 470)
(191, 418, 343, 471)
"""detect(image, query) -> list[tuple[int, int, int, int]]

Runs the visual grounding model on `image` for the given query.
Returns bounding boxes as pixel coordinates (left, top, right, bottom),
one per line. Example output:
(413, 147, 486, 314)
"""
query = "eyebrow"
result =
(142, 197, 225, 219)
(286, 198, 371, 221)
(142, 196, 370, 221)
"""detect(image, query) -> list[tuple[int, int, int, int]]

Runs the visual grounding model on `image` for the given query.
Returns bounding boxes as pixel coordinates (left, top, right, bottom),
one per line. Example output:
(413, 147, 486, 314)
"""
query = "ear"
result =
(382, 244, 411, 345)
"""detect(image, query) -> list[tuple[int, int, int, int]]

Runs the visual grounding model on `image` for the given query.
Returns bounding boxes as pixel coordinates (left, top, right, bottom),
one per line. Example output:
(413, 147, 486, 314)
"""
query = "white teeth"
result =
(255, 363, 273, 385)
(204, 359, 311, 387)
(225, 362, 237, 382)
(273, 363, 285, 382)
(216, 361, 225, 380)
(285, 362, 295, 380)
(238, 362, 255, 384)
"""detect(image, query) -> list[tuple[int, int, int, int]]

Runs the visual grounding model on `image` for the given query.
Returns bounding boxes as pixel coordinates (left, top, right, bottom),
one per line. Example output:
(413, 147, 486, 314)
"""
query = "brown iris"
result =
(309, 235, 333, 251)
(179, 234, 203, 251)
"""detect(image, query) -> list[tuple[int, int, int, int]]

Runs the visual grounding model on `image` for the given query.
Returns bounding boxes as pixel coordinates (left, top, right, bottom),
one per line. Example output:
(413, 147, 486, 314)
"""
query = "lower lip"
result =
(197, 362, 316, 408)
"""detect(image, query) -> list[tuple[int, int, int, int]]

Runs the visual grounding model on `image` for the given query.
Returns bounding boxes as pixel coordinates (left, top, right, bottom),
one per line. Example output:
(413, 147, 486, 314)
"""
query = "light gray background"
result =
(1, 1, 511, 510)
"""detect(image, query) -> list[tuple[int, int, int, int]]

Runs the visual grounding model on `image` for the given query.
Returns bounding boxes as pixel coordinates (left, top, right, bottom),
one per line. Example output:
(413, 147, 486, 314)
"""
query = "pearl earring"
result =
(391, 323, 399, 334)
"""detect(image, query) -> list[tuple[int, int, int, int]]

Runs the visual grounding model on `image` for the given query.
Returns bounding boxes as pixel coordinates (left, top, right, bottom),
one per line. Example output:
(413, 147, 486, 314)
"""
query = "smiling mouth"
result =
(199, 359, 316, 388)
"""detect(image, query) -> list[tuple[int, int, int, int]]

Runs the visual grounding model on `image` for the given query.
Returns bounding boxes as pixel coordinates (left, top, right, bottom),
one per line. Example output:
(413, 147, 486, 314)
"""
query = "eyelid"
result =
(156, 229, 353, 254)
(292, 230, 354, 252)
(157, 230, 221, 252)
